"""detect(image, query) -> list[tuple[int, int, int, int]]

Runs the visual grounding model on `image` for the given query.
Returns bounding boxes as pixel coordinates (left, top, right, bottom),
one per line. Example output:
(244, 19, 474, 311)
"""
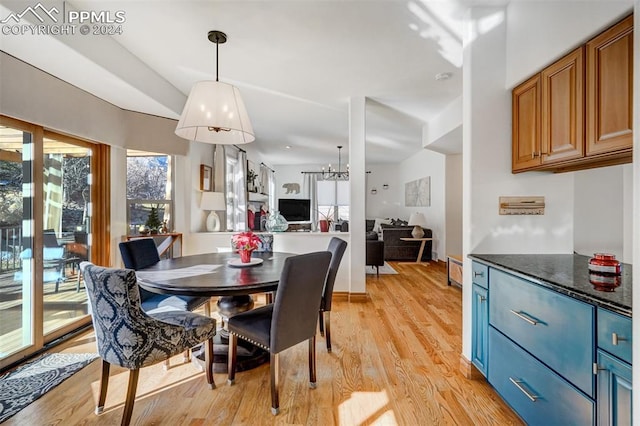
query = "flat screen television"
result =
(278, 198, 311, 222)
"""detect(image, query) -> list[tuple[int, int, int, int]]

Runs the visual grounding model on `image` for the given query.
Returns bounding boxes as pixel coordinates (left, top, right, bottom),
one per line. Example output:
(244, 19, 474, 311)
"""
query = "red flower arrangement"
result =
(232, 231, 261, 263)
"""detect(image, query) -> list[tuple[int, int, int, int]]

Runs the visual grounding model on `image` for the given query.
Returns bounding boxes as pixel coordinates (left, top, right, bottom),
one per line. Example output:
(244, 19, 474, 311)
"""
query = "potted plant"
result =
(318, 207, 334, 232)
(145, 206, 162, 234)
(231, 231, 262, 263)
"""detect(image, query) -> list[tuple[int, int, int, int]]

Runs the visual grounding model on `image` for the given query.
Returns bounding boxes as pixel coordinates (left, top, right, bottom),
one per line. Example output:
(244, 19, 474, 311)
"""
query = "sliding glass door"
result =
(0, 124, 34, 359)
(0, 116, 109, 369)
(41, 134, 92, 336)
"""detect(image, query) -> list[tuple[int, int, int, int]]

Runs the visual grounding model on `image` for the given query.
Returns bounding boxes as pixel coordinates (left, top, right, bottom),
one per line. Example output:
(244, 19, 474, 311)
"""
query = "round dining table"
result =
(136, 251, 295, 373)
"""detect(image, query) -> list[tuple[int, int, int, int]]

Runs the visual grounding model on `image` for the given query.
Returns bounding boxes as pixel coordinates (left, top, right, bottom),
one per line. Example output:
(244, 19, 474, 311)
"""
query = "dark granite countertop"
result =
(468, 254, 632, 317)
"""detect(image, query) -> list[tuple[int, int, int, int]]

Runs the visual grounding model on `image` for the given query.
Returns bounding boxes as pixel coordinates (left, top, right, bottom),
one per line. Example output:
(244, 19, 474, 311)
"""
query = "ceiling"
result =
(0, 0, 467, 166)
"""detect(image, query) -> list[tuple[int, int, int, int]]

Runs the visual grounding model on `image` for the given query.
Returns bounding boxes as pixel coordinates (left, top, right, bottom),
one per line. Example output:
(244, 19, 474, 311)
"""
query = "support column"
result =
(349, 97, 366, 295)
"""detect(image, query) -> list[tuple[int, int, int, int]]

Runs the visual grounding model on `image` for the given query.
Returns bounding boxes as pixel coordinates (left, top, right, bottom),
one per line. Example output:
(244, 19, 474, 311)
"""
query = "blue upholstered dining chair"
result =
(81, 263, 216, 426)
(318, 237, 347, 352)
(227, 251, 332, 415)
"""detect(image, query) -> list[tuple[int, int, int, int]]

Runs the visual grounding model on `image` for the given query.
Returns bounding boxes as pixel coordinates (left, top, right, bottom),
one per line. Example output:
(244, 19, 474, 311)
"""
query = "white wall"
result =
(505, 1, 632, 88)
(445, 154, 463, 256)
(573, 165, 631, 262)
(365, 163, 402, 219)
(399, 149, 446, 261)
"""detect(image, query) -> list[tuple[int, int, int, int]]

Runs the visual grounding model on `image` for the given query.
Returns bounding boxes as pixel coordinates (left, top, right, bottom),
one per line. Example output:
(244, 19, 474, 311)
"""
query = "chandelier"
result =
(302, 146, 349, 181)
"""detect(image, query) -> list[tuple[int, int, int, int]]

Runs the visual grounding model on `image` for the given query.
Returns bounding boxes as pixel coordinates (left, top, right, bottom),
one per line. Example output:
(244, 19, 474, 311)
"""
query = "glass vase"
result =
(265, 211, 289, 232)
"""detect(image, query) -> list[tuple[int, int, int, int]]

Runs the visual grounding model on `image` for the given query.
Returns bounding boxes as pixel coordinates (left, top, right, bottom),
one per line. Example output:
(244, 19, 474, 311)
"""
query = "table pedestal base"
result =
(192, 334, 268, 374)
(193, 294, 269, 374)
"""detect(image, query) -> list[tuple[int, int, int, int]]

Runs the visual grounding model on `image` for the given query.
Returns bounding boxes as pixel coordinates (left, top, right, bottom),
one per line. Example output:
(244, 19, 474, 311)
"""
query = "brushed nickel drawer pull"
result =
(510, 309, 539, 325)
(509, 377, 539, 402)
(478, 295, 486, 302)
(473, 270, 484, 278)
(612, 332, 627, 346)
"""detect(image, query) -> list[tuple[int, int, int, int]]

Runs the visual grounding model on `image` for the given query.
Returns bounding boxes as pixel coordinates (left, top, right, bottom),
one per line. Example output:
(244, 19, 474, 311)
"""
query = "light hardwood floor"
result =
(4, 261, 523, 425)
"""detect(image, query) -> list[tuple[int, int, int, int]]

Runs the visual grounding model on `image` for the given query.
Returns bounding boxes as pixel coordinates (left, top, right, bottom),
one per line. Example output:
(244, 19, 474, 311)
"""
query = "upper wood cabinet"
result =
(541, 47, 584, 164)
(512, 75, 541, 171)
(586, 15, 633, 156)
(512, 14, 632, 173)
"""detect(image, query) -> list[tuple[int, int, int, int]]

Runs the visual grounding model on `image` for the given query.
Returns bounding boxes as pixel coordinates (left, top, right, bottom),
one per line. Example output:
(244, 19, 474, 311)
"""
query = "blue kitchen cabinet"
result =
(472, 283, 488, 377)
(597, 350, 632, 425)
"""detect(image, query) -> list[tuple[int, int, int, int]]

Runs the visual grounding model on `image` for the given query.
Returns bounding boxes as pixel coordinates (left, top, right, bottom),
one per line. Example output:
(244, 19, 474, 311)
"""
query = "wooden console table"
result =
(399, 237, 433, 264)
(447, 254, 463, 287)
(125, 233, 183, 258)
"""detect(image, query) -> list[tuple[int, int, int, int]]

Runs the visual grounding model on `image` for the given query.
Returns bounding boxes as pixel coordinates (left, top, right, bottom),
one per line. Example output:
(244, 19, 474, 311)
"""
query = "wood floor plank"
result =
(3, 260, 523, 425)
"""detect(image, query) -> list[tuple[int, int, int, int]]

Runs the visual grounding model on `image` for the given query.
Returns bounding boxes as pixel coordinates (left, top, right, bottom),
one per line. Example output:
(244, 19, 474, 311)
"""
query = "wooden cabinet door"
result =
(541, 47, 584, 164)
(512, 75, 542, 172)
(586, 15, 633, 156)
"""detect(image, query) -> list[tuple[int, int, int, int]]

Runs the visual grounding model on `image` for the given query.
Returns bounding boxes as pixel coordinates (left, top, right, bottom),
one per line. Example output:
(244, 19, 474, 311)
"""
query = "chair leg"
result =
(324, 311, 332, 353)
(318, 310, 325, 337)
(76, 271, 82, 292)
(96, 359, 110, 415)
(265, 292, 273, 304)
(270, 353, 280, 415)
(122, 369, 140, 426)
(204, 300, 211, 316)
(376, 265, 379, 278)
(309, 335, 317, 388)
(204, 337, 215, 389)
(227, 333, 237, 385)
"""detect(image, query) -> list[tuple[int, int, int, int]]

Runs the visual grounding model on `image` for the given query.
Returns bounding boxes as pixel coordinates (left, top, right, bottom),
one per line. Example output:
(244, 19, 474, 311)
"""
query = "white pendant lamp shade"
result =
(175, 80, 255, 145)
(175, 30, 255, 145)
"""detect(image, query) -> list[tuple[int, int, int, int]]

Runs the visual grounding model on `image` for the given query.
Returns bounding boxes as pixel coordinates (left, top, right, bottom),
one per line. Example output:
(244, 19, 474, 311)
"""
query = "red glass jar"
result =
(588, 253, 622, 276)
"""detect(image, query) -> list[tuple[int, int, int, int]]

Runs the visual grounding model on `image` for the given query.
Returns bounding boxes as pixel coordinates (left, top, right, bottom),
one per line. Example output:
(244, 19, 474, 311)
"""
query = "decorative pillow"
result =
(372, 218, 391, 234)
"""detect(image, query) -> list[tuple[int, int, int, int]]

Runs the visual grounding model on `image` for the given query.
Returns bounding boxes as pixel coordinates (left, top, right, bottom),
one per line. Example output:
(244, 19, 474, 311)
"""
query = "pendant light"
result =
(175, 30, 255, 144)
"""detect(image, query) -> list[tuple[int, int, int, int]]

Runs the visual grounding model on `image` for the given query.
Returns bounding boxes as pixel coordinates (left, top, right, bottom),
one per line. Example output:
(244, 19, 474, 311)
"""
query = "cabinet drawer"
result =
(597, 308, 632, 364)
(489, 328, 595, 426)
(471, 262, 488, 289)
(489, 269, 594, 396)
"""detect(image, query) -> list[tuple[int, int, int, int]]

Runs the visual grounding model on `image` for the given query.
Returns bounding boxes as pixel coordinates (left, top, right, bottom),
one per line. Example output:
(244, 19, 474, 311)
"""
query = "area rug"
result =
(0, 352, 98, 422)
(366, 262, 398, 275)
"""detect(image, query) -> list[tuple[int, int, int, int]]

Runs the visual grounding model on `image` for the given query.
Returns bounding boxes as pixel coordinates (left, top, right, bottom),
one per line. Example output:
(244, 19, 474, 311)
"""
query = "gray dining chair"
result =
(319, 237, 347, 352)
(81, 263, 216, 426)
(227, 251, 332, 415)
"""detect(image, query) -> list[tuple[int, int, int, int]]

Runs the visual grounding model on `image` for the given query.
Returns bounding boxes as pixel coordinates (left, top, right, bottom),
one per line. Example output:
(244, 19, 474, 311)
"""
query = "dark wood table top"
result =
(136, 252, 295, 297)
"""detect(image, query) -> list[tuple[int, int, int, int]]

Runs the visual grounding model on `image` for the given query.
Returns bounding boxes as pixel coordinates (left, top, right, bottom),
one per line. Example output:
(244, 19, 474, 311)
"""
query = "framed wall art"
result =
(200, 164, 212, 191)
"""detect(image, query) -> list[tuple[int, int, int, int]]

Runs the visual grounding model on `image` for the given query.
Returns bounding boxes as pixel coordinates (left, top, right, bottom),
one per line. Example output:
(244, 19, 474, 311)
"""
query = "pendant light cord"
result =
(215, 38, 219, 82)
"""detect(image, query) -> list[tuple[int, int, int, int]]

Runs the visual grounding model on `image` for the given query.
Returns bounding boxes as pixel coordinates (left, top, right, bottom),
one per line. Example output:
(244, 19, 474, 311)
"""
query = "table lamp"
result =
(200, 192, 226, 232)
(408, 212, 427, 239)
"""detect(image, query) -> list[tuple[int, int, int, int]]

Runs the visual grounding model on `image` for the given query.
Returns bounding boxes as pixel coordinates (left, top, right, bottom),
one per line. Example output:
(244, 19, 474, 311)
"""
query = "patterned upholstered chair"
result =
(227, 252, 332, 415)
(318, 237, 347, 352)
(81, 263, 216, 426)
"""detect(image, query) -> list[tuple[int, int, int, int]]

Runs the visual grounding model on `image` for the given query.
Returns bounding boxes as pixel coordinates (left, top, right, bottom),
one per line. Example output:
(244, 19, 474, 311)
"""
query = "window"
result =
(126, 150, 173, 234)
(317, 180, 350, 222)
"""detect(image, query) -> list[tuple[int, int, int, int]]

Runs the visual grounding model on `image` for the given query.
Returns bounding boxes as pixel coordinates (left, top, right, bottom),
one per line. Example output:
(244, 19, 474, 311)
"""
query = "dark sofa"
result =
(381, 226, 432, 261)
(365, 219, 433, 262)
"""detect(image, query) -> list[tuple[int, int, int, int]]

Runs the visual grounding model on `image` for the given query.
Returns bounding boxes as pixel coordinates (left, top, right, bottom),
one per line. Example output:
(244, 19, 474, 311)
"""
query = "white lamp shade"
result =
(408, 212, 427, 227)
(408, 212, 427, 239)
(200, 191, 226, 211)
(175, 81, 255, 145)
